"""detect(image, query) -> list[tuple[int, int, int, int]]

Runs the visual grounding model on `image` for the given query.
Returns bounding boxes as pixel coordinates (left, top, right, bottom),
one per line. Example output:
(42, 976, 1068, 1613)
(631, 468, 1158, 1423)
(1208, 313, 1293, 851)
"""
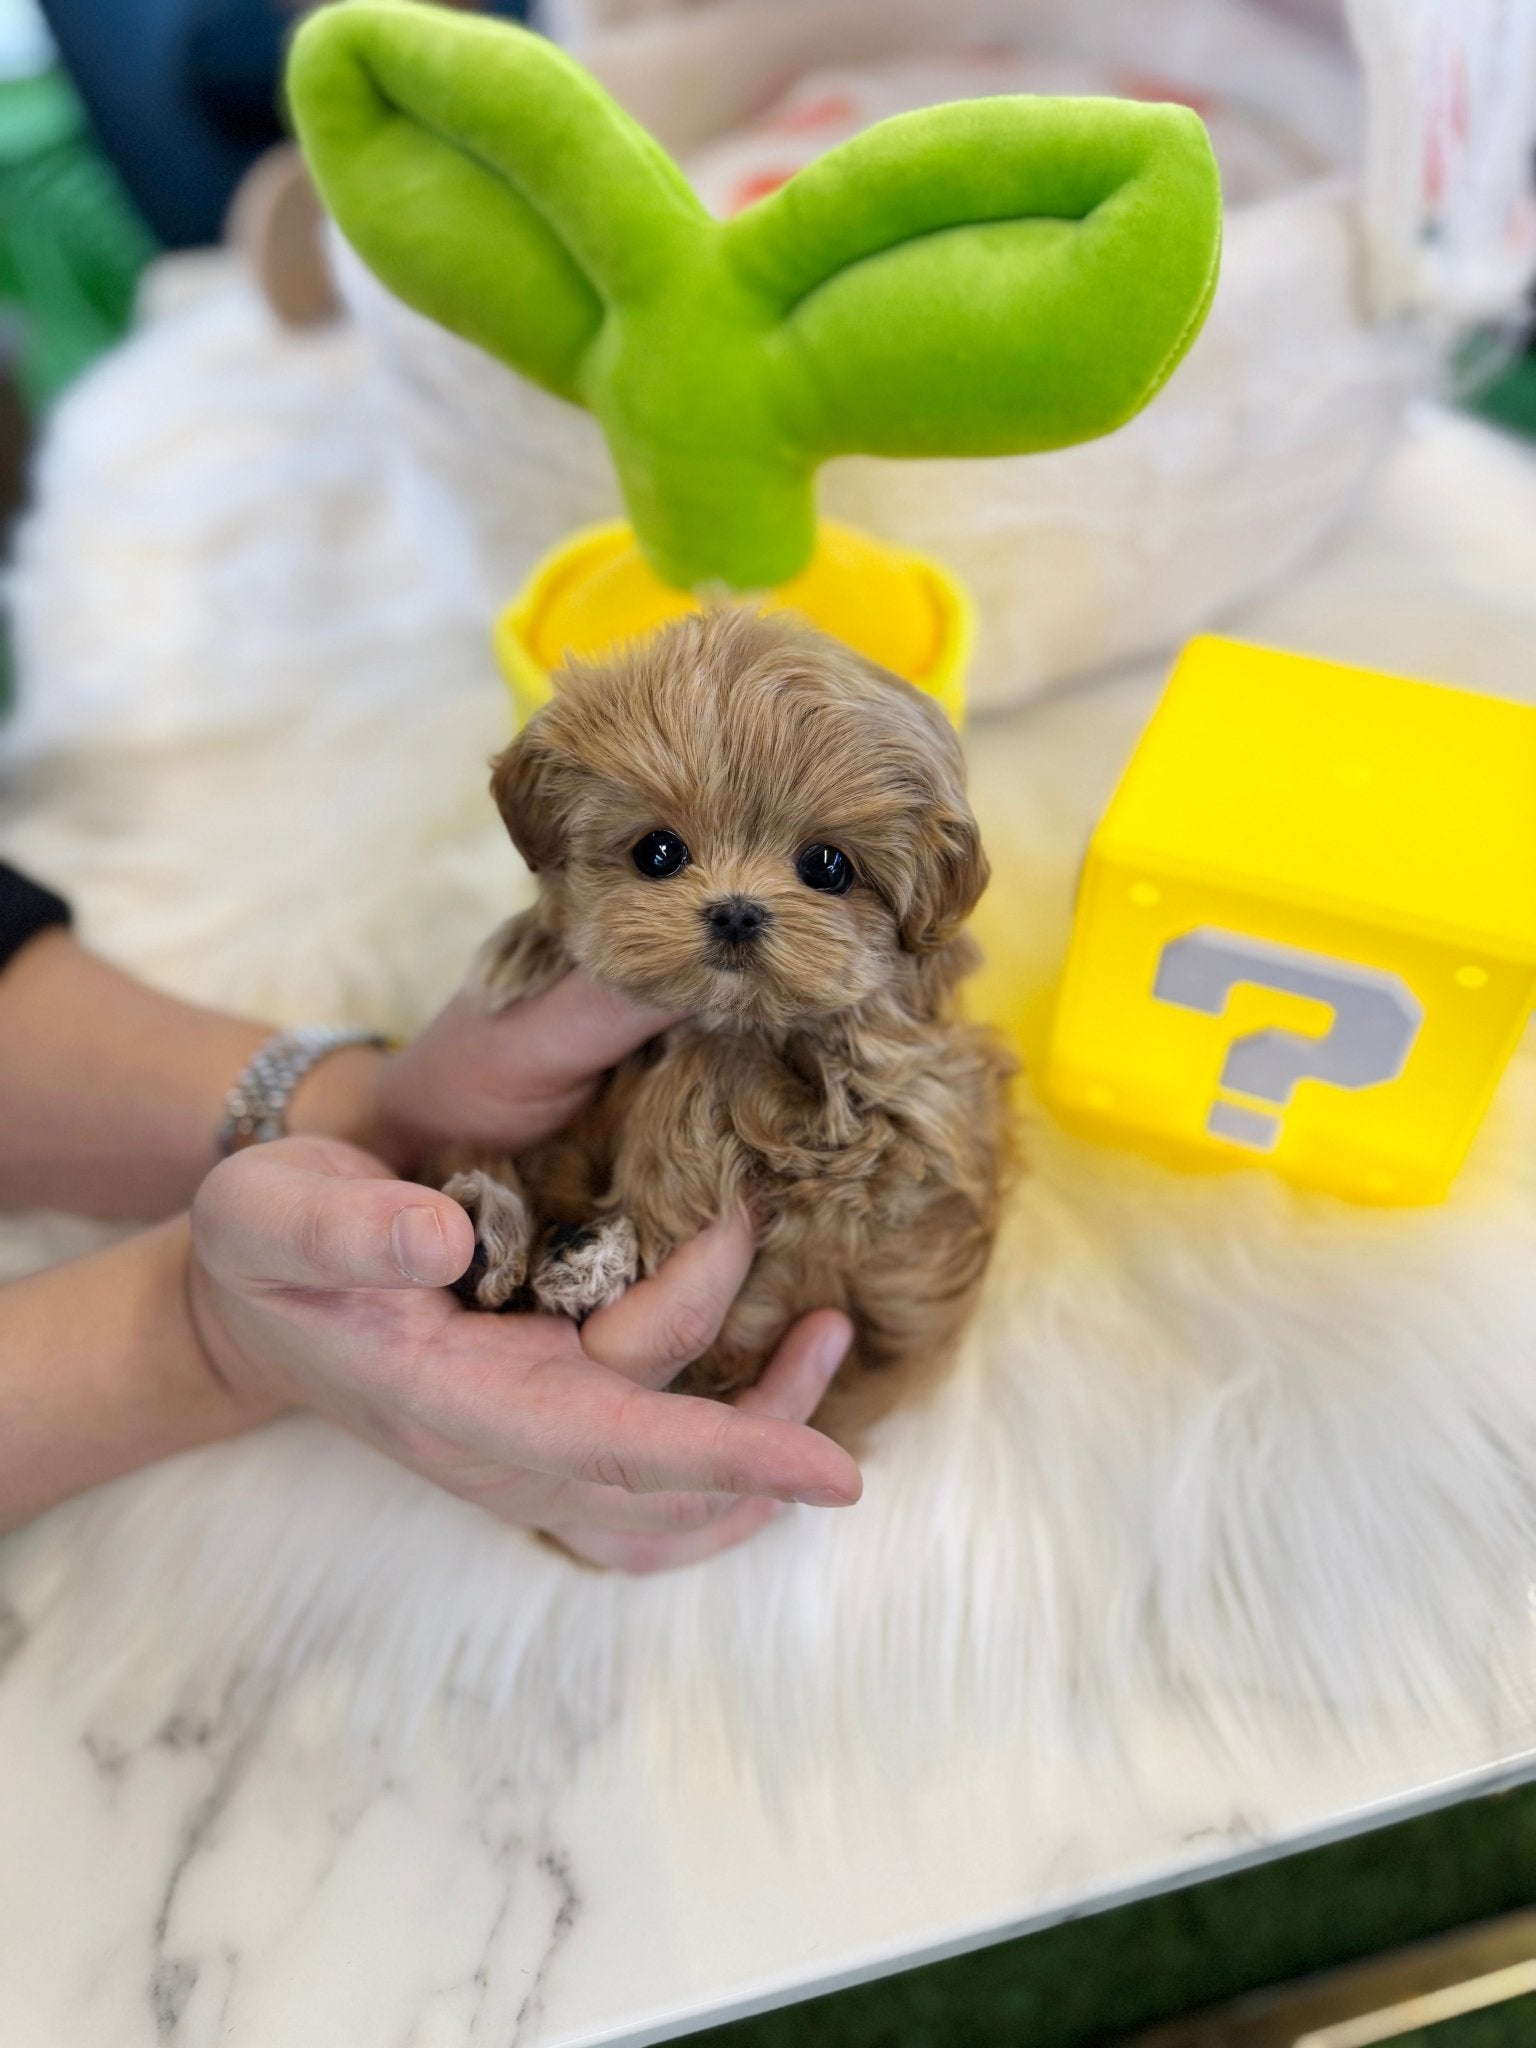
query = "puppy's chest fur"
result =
(554, 1015, 969, 1246)
(504, 972, 1012, 1439)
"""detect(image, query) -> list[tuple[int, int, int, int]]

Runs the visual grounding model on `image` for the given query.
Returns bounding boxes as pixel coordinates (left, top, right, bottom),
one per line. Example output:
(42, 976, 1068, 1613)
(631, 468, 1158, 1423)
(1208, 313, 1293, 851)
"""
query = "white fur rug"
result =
(2, 267, 1535, 1775)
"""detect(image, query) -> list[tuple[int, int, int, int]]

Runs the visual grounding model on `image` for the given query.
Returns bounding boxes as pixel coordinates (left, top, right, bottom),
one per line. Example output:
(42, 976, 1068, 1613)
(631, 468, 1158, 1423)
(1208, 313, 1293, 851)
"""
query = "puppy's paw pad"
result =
(442, 1169, 532, 1312)
(532, 1216, 639, 1321)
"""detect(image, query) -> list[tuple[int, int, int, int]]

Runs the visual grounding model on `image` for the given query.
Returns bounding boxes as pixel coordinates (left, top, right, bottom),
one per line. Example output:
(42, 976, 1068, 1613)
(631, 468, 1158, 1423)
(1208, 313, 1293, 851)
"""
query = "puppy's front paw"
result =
(442, 1168, 533, 1311)
(532, 1216, 639, 1322)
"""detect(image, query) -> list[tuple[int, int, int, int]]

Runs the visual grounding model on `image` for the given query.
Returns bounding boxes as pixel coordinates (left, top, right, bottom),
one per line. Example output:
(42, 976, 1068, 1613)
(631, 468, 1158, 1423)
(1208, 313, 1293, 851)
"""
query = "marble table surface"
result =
(5, 1588, 1536, 2048)
(6, 402, 1536, 2048)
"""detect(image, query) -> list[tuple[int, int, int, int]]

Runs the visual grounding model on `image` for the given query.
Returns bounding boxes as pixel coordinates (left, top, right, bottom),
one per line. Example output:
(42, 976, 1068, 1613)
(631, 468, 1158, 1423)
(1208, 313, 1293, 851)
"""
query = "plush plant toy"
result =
(287, 0, 1223, 605)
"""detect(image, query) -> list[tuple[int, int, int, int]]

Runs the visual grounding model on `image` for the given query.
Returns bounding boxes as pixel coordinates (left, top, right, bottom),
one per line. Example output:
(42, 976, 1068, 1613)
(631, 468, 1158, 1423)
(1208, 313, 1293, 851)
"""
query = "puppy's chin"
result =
(694, 961, 828, 1032)
(568, 929, 891, 1032)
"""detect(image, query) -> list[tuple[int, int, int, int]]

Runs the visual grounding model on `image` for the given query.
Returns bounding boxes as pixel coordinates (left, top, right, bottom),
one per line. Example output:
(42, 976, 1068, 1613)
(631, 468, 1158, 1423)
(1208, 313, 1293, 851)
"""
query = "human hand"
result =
(188, 1138, 860, 1571)
(295, 968, 682, 1174)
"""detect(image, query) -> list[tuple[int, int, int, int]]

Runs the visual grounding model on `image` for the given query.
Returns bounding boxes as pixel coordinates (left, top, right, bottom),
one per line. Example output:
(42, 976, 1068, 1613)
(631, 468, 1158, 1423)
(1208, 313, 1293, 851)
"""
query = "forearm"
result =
(0, 931, 266, 1217)
(0, 1219, 271, 1532)
(0, 931, 393, 1220)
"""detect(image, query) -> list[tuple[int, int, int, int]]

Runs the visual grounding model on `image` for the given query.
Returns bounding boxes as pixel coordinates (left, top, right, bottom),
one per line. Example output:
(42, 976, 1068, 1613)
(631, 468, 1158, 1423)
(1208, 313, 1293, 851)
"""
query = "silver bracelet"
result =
(218, 1024, 389, 1155)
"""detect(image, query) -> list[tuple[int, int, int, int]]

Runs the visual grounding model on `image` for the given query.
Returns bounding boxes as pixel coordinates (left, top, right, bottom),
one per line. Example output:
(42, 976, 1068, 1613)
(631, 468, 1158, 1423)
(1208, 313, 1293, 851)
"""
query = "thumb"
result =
(192, 1137, 475, 1291)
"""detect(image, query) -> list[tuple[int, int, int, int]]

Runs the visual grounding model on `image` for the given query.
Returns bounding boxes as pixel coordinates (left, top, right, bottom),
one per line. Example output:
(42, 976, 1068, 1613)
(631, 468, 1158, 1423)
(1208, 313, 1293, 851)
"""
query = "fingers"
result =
(484, 1305, 860, 1504)
(496, 970, 685, 1096)
(734, 1309, 855, 1422)
(549, 1498, 784, 1574)
(505, 1342, 860, 1504)
(580, 1214, 756, 1385)
(376, 969, 687, 1164)
(532, 1303, 858, 1515)
(192, 1138, 476, 1291)
(536, 1311, 860, 1571)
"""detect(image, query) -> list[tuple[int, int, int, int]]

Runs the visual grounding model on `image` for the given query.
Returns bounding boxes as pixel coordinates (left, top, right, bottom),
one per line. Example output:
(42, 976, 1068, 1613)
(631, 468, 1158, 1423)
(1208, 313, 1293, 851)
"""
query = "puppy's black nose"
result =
(704, 896, 770, 948)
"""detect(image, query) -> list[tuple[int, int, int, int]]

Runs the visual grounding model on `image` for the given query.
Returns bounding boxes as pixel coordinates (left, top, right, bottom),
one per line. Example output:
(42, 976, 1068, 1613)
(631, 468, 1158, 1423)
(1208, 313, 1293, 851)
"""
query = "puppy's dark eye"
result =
(796, 844, 854, 895)
(632, 829, 690, 879)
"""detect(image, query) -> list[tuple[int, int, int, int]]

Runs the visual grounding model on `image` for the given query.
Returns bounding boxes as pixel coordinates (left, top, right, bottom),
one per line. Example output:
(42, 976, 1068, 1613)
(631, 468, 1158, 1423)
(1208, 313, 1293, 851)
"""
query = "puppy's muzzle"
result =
(703, 895, 771, 965)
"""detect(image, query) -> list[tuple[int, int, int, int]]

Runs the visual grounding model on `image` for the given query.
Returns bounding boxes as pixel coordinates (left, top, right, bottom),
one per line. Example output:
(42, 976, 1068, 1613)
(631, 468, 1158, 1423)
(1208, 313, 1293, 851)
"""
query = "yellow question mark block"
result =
(1043, 637, 1536, 1203)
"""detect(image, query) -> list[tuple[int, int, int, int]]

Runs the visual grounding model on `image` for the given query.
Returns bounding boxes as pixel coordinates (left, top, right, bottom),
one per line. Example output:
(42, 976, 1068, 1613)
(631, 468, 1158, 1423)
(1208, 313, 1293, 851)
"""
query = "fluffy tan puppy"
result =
(445, 607, 1013, 1441)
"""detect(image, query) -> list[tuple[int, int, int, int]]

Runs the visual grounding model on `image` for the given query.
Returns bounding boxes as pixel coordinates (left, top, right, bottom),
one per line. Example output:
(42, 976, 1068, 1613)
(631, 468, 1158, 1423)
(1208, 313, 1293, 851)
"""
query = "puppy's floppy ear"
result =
(899, 796, 989, 954)
(863, 678, 989, 953)
(489, 716, 576, 872)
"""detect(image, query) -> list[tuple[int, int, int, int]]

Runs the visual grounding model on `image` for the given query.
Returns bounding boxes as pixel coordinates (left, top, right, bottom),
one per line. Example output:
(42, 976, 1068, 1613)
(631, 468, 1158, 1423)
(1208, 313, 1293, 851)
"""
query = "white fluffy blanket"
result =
(2, 271, 1535, 1775)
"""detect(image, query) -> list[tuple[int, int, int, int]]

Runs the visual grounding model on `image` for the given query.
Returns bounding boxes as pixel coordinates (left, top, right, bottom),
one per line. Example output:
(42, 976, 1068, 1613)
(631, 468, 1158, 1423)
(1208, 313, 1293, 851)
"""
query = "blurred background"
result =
(0, 0, 1531, 716)
(0, 0, 542, 526)
(1, 4, 1534, 2041)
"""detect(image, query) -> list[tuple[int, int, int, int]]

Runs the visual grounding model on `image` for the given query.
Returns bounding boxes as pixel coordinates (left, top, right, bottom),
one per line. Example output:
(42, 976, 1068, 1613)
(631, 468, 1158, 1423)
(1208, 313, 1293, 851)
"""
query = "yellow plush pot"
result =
(493, 520, 973, 729)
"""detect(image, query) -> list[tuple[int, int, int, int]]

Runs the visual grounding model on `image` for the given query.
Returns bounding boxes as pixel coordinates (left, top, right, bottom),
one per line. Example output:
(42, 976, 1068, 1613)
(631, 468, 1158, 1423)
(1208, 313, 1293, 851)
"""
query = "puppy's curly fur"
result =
(446, 607, 1014, 1442)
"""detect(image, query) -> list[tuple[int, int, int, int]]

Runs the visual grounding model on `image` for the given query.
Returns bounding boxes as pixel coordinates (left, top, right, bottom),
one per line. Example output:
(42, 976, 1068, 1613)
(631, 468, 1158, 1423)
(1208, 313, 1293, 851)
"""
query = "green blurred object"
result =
(1393, 1995, 1536, 2048)
(1469, 350, 1536, 443)
(1457, 322, 1536, 444)
(688, 1785, 1536, 2048)
(0, 64, 157, 410)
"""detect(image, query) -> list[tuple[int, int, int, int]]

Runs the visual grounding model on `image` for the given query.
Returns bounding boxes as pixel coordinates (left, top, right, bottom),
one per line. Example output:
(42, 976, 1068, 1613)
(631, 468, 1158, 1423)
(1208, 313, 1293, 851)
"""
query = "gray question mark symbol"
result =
(1152, 929, 1424, 1150)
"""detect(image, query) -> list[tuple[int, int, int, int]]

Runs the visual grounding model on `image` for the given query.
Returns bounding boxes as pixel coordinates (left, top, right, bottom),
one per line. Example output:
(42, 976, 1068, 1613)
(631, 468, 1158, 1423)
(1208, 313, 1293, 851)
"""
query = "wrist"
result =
(0, 1219, 269, 1532)
(284, 1042, 399, 1163)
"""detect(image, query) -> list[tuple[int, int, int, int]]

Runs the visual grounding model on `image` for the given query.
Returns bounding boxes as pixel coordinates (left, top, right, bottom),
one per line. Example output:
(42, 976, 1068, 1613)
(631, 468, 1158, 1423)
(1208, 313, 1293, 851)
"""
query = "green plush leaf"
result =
(287, 0, 707, 405)
(288, 8, 1224, 592)
(732, 96, 1222, 458)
